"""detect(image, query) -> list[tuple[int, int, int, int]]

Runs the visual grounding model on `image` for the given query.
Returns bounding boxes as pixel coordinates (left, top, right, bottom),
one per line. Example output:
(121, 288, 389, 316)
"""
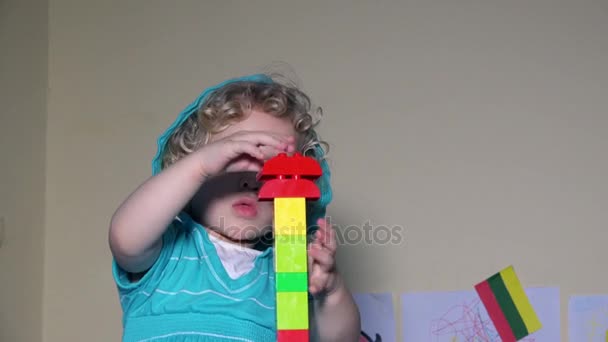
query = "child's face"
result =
(202, 109, 297, 244)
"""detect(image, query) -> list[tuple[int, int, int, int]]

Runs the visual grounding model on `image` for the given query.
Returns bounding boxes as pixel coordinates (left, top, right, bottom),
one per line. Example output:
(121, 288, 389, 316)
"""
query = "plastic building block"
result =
(273, 198, 307, 235)
(277, 330, 309, 342)
(276, 292, 309, 329)
(258, 153, 322, 181)
(258, 178, 320, 200)
(258, 153, 322, 200)
(257, 153, 322, 342)
(276, 272, 308, 292)
(275, 235, 308, 273)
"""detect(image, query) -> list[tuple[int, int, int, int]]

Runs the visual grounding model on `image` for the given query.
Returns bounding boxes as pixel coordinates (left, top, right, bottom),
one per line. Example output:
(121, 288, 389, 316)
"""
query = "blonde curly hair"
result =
(161, 74, 328, 169)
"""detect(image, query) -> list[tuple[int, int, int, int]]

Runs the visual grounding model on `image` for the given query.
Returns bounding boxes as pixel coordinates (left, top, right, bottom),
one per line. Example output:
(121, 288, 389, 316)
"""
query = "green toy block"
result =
(275, 234, 307, 273)
(276, 291, 309, 330)
(276, 272, 308, 292)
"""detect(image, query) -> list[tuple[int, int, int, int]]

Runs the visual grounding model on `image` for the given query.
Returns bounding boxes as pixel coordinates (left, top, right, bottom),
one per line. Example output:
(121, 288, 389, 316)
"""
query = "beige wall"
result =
(36, 0, 608, 341)
(0, 0, 48, 341)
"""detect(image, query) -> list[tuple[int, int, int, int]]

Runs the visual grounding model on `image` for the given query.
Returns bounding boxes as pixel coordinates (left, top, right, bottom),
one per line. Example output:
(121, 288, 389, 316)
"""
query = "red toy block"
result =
(258, 179, 320, 200)
(277, 329, 309, 342)
(258, 153, 322, 200)
(258, 153, 322, 180)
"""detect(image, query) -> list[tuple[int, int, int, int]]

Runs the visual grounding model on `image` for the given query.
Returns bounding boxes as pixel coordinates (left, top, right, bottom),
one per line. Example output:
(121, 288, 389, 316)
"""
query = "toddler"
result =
(109, 73, 361, 341)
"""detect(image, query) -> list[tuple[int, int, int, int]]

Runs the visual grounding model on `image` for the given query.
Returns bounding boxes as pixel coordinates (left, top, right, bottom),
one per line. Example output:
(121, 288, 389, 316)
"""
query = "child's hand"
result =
(194, 131, 295, 178)
(308, 218, 340, 297)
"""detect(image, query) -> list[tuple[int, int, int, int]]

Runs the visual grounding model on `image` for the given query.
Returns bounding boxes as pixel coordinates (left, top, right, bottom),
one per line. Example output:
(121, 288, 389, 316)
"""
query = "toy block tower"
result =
(258, 152, 322, 342)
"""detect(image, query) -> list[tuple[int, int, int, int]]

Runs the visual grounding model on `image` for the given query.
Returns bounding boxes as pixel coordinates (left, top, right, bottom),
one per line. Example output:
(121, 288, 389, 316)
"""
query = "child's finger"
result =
(317, 217, 328, 230)
(312, 276, 329, 295)
(307, 254, 314, 273)
(307, 260, 319, 293)
(229, 141, 265, 160)
(314, 219, 328, 243)
(308, 263, 329, 294)
(233, 131, 294, 151)
(308, 244, 334, 272)
(323, 223, 337, 253)
(309, 239, 328, 257)
(258, 145, 289, 160)
(315, 219, 337, 253)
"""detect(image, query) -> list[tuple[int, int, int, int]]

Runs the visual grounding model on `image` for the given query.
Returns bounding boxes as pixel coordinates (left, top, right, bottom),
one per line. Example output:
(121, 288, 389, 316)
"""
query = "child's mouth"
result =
(232, 197, 258, 219)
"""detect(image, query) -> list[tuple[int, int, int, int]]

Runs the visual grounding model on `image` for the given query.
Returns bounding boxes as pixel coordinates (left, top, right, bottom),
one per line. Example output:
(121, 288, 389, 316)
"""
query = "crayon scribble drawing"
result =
(569, 295, 608, 342)
(402, 288, 560, 342)
(429, 296, 535, 341)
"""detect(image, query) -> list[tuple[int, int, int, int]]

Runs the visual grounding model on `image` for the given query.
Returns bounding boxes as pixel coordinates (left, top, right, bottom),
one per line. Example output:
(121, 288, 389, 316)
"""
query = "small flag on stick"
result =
(474, 265, 542, 342)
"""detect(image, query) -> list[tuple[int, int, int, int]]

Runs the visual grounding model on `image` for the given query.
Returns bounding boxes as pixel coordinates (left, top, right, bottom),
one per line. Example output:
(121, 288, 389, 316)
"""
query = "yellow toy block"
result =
(277, 291, 309, 329)
(275, 234, 307, 273)
(274, 197, 306, 235)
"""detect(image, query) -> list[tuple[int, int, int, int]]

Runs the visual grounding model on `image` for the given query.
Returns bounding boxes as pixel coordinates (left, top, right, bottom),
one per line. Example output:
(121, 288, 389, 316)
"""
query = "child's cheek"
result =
(259, 201, 274, 222)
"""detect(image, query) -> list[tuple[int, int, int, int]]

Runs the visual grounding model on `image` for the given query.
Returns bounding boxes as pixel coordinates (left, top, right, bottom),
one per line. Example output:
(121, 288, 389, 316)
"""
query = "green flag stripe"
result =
(488, 273, 529, 339)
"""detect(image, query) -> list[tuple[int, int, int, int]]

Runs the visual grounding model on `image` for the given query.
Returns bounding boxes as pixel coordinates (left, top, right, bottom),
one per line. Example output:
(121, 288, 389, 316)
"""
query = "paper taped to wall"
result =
(569, 295, 608, 342)
(353, 292, 396, 342)
(401, 287, 560, 342)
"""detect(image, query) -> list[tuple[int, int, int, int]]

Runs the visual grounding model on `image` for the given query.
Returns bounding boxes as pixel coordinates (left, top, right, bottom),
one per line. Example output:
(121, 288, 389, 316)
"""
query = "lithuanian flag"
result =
(474, 266, 542, 342)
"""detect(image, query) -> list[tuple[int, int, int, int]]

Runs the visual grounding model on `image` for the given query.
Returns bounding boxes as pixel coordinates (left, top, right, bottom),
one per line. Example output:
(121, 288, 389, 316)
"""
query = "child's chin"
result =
(220, 219, 271, 242)
(218, 230, 269, 246)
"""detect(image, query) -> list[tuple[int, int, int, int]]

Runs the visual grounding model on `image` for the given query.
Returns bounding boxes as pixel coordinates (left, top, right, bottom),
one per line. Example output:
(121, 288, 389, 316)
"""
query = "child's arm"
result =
(109, 149, 208, 274)
(109, 131, 293, 274)
(308, 219, 361, 342)
(310, 275, 361, 342)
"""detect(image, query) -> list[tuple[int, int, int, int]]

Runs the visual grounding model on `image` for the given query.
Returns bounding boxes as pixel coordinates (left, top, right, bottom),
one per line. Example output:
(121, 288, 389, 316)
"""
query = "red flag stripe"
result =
(475, 280, 517, 342)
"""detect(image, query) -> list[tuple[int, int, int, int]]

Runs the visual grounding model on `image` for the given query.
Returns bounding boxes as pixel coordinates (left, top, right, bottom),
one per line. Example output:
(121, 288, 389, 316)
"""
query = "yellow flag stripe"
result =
(499, 266, 542, 333)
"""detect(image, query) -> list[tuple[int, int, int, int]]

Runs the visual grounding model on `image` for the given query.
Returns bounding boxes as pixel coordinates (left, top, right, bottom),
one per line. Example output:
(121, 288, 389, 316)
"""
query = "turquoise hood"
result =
(151, 74, 332, 230)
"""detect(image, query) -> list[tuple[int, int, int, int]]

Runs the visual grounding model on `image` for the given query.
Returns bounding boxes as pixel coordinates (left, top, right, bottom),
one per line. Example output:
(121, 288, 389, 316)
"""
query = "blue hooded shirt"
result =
(112, 74, 332, 341)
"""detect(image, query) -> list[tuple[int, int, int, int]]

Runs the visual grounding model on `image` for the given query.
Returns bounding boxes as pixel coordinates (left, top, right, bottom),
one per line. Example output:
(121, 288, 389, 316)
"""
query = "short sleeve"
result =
(112, 223, 177, 295)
